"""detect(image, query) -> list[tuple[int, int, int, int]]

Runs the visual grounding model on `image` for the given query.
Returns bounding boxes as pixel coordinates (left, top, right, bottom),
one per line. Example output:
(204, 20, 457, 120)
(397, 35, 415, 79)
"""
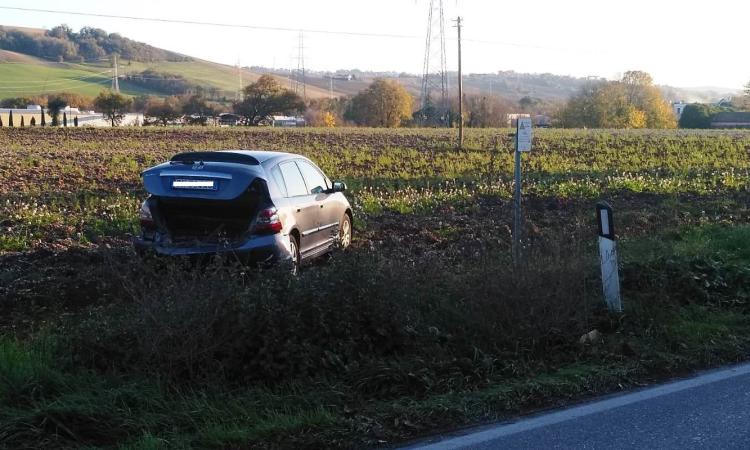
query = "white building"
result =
(271, 115, 306, 127)
(672, 101, 688, 119)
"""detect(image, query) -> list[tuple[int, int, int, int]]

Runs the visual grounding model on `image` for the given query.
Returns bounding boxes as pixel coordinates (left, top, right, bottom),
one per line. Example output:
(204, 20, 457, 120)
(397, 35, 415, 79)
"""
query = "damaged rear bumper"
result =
(133, 233, 292, 266)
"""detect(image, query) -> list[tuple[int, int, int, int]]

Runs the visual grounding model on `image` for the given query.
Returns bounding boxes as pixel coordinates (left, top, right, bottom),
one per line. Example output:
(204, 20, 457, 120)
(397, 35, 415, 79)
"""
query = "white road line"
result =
(403, 362, 750, 450)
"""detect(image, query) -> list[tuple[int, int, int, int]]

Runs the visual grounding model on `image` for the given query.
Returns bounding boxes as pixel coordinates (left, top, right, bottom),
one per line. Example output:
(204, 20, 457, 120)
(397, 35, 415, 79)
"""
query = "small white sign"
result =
(516, 118, 533, 152)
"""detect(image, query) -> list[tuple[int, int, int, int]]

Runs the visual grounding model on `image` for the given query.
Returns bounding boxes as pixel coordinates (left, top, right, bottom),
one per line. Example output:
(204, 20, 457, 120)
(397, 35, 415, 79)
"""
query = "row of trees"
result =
(142, 95, 220, 125)
(0, 103, 78, 127)
(557, 71, 676, 129)
(123, 70, 198, 96)
(229, 76, 517, 128)
(0, 25, 187, 63)
(9, 69, 734, 130)
(0, 92, 119, 127)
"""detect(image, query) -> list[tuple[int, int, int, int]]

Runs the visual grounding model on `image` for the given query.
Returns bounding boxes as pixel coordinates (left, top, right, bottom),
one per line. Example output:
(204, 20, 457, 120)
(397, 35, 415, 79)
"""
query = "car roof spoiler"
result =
(170, 151, 260, 166)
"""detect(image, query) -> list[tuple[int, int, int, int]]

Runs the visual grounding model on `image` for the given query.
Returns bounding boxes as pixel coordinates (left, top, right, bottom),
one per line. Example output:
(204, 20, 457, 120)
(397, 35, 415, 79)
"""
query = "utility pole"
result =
(454, 16, 464, 148)
(112, 54, 120, 93)
(237, 58, 243, 102)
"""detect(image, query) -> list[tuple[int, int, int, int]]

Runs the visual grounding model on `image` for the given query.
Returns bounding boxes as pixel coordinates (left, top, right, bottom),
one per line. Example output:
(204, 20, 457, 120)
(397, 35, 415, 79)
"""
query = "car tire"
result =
(289, 234, 301, 275)
(339, 214, 352, 249)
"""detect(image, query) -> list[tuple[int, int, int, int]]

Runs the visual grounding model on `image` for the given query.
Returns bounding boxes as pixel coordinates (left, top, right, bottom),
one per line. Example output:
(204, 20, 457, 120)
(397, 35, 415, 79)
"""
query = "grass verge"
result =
(1, 224, 750, 449)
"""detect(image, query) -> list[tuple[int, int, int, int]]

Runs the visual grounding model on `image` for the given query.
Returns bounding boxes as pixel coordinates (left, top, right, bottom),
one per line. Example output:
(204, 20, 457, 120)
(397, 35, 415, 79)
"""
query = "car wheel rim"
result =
(290, 239, 299, 274)
(340, 218, 351, 248)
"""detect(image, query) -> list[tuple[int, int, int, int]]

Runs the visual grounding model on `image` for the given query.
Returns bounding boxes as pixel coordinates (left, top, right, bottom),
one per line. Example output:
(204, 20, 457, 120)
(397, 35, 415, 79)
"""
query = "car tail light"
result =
(139, 200, 155, 228)
(253, 207, 283, 234)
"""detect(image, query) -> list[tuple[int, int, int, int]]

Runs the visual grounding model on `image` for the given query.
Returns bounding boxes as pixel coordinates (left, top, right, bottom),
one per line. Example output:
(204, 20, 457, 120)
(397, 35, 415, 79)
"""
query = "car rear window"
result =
(296, 160, 328, 195)
(279, 161, 308, 197)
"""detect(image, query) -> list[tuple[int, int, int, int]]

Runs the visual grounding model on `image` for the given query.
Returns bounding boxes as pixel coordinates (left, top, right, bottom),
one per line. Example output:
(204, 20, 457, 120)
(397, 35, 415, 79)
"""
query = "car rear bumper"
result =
(133, 233, 292, 266)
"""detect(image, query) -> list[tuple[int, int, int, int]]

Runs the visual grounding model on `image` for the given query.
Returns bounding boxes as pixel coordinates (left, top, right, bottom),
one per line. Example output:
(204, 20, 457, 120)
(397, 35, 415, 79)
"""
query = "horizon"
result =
(0, 1, 748, 90)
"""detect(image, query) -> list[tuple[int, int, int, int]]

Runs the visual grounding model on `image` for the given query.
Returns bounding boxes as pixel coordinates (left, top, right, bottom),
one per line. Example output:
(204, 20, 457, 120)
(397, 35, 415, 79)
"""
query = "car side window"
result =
(296, 160, 328, 195)
(279, 161, 308, 197)
(270, 165, 288, 197)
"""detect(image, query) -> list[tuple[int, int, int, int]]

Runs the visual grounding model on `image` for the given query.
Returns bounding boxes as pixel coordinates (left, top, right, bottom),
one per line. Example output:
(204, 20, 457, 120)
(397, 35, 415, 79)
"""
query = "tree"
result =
(181, 94, 217, 125)
(622, 70, 654, 87)
(518, 96, 540, 112)
(51, 92, 93, 111)
(30, 116, 36, 126)
(322, 111, 336, 128)
(0, 97, 32, 108)
(466, 95, 511, 128)
(47, 96, 67, 126)
(305, 97, 349, 127)
(558, 72, 676, 129)
(146, 97, 182, 126)
(8, 110, 13, 127)
(678, 104, 729, 129)
(40, 108, 46, 126)
(94, 91, 132, 126)
(20, 116, 25, 127)
(346, 79, 413, 127)
(73, 116, 78, 127)
(233, 75, 305, 125)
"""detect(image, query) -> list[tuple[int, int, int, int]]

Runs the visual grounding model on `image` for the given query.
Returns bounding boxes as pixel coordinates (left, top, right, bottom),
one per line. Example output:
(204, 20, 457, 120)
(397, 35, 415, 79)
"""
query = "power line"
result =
(0, 6, 418, 39)
(0, 5, 606, 54)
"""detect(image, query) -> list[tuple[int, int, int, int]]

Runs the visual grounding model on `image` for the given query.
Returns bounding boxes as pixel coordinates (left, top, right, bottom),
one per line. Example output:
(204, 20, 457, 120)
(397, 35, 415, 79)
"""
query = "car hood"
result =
(141, 160, 265, 201)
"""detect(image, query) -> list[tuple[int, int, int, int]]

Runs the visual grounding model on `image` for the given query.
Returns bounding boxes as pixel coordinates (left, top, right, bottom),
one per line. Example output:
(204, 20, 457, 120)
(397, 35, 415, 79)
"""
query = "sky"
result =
(0, 0, 748, 89)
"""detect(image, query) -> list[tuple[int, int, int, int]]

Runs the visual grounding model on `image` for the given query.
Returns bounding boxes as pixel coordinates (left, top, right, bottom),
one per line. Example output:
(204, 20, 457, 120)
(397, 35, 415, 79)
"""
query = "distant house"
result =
(507, 113, 531, 128)
(710, 112, 750, 129)
(218, 113, 242, 126)
(534, 114, 552, 128)
(672, 101, 687, 119)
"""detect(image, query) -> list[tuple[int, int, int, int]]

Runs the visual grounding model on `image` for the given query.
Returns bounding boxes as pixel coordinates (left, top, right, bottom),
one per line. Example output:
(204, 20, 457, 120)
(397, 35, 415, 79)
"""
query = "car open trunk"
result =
(140, 151, 269, 244)
(156, 188, 263, 243)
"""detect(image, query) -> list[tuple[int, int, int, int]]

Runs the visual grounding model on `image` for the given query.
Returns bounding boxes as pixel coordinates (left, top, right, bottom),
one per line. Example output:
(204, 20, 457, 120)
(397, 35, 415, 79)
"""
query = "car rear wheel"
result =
(339, 214, 352, 249)
(289, 234, 300, 274)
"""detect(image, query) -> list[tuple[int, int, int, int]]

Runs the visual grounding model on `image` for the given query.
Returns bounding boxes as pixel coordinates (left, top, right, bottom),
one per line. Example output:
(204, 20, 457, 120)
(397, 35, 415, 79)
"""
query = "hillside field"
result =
(2, 127, 750, 448)
(0, 49, 334, 99)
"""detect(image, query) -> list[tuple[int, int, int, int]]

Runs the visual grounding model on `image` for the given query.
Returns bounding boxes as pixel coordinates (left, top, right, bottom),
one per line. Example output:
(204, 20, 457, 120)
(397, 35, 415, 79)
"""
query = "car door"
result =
(296, 160, 339, 248)
(278, 161, 320, 255)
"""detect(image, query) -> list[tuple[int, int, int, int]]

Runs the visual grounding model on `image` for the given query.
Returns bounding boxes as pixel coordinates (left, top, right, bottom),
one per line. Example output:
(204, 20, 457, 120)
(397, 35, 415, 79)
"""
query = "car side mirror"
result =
(332, 181, 347, 193)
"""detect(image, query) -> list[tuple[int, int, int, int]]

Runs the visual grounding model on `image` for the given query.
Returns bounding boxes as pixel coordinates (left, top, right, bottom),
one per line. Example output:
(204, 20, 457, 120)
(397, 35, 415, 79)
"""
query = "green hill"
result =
(0, 50, 334, 100)
(0, 25, 334, 101)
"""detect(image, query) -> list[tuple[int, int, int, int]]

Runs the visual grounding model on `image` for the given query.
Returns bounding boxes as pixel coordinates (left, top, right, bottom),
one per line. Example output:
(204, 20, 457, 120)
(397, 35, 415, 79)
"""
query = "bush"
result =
(70, 245, 594, 391)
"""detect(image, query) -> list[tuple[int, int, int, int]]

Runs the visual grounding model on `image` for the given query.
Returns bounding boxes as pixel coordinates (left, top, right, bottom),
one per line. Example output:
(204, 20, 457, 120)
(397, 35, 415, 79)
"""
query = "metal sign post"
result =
(597, 201, 622, 312)
(513, 118, 532, 264)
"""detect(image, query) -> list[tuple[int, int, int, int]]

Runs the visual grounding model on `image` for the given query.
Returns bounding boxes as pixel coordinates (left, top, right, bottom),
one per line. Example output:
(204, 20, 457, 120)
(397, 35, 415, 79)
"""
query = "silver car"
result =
(134, 150, 352, 271)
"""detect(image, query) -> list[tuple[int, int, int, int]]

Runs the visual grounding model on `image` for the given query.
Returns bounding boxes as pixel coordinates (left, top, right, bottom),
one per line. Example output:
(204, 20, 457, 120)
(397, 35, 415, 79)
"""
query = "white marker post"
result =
(597, 201, 622, 312)
(513, 117, 533, 264)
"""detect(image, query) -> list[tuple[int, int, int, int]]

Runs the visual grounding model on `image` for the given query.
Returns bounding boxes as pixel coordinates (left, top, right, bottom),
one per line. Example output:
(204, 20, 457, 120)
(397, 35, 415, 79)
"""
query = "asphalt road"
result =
(403, 362, 750, 450)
